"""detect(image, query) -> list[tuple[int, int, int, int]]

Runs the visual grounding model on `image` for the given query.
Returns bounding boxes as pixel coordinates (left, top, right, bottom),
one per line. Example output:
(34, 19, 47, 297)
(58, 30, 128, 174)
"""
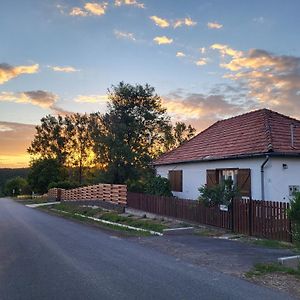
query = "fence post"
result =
(231, 198, 235, 232)
(249, 198, 252, 236)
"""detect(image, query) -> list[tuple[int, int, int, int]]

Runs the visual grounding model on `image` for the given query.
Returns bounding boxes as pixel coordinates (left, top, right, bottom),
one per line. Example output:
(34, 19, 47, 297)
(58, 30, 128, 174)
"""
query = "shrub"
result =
(288, 192, 300, 246)
(4, 177, 31, 196)
(198, 179, 238, 207)
(144, 175, 172, 197)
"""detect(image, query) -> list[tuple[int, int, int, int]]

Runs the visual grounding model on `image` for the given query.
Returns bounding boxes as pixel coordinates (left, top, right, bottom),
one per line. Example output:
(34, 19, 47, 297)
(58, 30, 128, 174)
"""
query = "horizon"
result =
(1, 0, 300, 168)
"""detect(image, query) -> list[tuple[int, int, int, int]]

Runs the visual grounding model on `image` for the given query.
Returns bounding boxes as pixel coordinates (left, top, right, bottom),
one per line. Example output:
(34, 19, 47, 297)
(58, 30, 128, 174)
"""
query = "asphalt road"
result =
(0, 198, 294, 300)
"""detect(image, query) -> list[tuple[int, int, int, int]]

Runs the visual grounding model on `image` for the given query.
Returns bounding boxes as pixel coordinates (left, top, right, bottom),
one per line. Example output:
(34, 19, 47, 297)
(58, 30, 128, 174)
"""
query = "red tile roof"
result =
(154, 109, 300, 165)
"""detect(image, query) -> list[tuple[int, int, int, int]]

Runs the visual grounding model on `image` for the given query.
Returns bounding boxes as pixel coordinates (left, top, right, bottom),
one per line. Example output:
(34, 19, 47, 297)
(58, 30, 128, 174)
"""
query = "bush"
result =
(198, 179, 238, 207)
(144, 175, 172, 197)
(4, 176, 31, 196)
(288, 192, 300, 246)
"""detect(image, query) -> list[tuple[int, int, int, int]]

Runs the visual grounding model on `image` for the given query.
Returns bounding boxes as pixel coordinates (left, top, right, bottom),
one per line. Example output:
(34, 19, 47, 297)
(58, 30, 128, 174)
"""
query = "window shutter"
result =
(168, 170, 183, 192)
(237, 169, 251, 197)
(175, 170, 183, 192)
(206, 169, 217, 188)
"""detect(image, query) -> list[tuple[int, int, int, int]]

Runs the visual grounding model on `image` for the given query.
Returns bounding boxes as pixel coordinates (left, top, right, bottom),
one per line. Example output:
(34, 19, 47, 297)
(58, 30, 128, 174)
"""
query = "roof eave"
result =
(153, 151, 300, 166)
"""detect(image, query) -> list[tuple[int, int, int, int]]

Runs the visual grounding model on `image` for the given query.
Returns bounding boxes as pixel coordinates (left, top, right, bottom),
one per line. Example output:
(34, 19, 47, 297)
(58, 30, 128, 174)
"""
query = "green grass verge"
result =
(246, 262, 300, 278)
(51, 203, 166, 233)
(48, 208, 152, 236)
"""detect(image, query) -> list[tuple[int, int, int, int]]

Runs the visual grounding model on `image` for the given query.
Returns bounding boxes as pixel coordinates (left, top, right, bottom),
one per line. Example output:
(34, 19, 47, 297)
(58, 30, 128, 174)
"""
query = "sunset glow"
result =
(1, 1, 300, 168)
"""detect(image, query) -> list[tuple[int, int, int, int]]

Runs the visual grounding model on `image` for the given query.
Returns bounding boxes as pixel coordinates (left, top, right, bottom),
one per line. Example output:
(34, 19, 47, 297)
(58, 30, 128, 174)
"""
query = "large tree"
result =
(163, 121, 196, 151)
(93, 82, 170, 183)
(28, 115, 68, 165)
(64, 113, 95, 183)
(27, 158, 67, 194)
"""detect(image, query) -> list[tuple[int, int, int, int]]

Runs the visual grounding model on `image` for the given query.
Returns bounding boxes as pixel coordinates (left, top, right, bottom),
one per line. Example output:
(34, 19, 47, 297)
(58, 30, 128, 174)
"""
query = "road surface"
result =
(0, 198, 294, 300)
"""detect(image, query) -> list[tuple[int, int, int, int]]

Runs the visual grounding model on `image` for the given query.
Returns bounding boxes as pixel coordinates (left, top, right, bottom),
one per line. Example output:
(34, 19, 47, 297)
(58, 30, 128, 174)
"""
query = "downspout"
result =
(261, 155, 269, 201)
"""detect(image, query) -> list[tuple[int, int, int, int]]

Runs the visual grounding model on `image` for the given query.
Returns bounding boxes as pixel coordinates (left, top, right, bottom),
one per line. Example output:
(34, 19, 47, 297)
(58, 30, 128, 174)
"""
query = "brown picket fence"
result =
(127, 192, 292, 242)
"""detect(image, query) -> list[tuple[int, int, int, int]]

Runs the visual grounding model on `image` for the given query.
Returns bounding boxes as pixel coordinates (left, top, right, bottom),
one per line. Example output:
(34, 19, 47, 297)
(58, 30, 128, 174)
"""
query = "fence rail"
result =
(127, 192, 292, 242)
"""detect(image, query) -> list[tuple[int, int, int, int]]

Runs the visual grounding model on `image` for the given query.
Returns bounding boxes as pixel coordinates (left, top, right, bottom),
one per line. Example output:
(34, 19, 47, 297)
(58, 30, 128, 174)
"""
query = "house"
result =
(154, 109, 300, 202)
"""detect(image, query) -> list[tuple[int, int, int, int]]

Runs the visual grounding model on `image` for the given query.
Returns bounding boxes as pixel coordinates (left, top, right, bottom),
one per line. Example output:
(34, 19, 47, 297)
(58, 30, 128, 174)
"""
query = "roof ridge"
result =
(263, 109, 274, 152)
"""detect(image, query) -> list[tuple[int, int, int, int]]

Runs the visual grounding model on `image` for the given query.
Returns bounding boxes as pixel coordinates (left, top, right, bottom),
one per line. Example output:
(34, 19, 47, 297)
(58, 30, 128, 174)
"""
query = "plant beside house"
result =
(288, 192, 300, 247)
(198, 179, 239, 207)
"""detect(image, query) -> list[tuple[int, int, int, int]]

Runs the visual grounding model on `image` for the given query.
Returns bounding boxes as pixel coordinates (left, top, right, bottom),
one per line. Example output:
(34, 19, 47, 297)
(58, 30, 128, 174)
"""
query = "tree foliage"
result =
(27, 158, 67, 194)
(164, 122, 196, 151)
(27, 82, 196, 188)
(4, 177, 30, 196)
(93, 82, 171, 183)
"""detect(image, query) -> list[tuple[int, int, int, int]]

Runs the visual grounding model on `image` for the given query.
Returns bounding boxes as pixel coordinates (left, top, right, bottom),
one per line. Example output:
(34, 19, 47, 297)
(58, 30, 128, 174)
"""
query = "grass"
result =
(48, 203, 167, 234)
(247, 237, 299, 252)
(246, 262, 300, 278)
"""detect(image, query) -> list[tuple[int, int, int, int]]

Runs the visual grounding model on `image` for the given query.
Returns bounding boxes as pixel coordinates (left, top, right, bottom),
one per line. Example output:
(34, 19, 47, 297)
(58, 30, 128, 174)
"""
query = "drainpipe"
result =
(261, 155, 269, 201)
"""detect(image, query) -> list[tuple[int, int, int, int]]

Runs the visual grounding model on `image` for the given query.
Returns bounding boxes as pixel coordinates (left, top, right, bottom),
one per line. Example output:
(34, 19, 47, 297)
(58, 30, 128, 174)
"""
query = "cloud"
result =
(163, 91, 244, 131)
(173, 17, 197, 28)
(195, 58, 207, 66)
(0, 121, 35, 167)
(114, 0, 145, 8)
(0, 63, 39, 84)
(0, 90, 57, 108)
(69, 7, 88, 16)
(50, 66, 79, 72)
(176, 52, 186, 58)
(84, 2, 108, 15)
(69, 2, 108, 17)
(211, 44, 243, 58)
(114, 30, 136, 41)
(74, 94, 108, 103)
(219, 48, 300, 117)
(150, 16, 170, 28)
(153, 36, 173, 45)
(207, 22, 223, 29)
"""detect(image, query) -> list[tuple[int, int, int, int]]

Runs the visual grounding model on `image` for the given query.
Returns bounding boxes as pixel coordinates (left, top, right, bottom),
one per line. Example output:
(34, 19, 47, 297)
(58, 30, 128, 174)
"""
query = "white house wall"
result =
(264, 157, 300, 202)
(155, 157, 300, 202)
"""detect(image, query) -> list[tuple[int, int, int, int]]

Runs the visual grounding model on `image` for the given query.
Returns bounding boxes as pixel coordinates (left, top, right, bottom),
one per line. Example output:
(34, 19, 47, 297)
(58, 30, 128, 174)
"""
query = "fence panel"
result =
(127, 192, 292, 242)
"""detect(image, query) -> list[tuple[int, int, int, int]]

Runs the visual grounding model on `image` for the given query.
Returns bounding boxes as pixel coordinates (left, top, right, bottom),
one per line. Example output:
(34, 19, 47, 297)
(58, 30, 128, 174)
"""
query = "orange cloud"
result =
(84, 2, 108, 15)
(0, 63, 39, 84)
(69, 2, 108, 17)
(211, 44, 243, 58)
(150, 16, 170, 28)
(0, 90, 57, 108)
(153, 36, 173, 45)
(173, 17, 197, 28)
(219, 48, 300, 117)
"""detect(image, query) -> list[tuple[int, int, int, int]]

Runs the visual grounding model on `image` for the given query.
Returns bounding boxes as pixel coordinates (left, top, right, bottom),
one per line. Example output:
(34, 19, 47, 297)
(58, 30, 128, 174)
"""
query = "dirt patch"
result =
(249, 273, 300, 299)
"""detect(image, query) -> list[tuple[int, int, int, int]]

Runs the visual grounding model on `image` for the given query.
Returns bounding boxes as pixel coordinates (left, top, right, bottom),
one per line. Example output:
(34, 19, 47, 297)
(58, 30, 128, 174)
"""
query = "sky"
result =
(1, 0, 300, 168)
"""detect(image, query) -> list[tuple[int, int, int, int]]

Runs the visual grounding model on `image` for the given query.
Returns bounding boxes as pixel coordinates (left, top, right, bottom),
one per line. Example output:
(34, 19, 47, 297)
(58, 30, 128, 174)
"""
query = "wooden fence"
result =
(48, 184, 127, 205)
(127, 192, 292, 242)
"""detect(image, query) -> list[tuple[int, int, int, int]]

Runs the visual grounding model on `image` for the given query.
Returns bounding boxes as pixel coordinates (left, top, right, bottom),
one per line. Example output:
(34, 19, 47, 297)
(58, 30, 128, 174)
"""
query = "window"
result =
(206, 168, 251, 197)
(168, 170, 183, 192)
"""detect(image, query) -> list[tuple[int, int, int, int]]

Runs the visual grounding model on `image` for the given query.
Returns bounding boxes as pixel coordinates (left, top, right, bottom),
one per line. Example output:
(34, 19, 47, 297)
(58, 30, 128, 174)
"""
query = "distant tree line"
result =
(8, 82, 195, 196)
